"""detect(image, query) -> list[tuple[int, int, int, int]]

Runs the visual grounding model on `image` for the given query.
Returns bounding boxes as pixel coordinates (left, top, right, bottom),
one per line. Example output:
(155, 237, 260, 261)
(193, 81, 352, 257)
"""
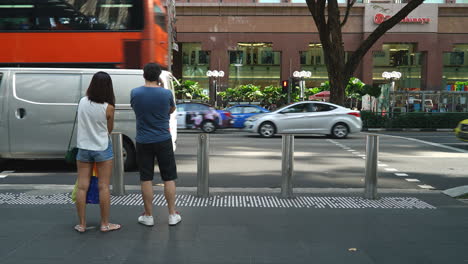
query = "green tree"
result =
(239, 84, 263, 102)
(305, 0, 424, 105)
(345, 77, 365, 108)
(174, 80, 209, 101)
(218, 87, 243, 103)
(261, 85, 285, 106)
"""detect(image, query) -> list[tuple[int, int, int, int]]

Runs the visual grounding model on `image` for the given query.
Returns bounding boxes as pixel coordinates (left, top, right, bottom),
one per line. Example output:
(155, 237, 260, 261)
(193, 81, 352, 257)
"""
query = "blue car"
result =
(226, 104, 269, 128)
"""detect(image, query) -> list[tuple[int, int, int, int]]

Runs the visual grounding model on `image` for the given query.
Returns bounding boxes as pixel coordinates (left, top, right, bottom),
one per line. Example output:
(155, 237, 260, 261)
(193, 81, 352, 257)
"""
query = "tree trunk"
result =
(306, 0, 424, 107)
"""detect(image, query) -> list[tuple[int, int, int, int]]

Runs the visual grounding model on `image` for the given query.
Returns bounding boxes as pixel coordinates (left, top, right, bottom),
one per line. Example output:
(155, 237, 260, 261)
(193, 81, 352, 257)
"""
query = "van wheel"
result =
(201, 121, 216, 133)
(123, 140, 136, 171)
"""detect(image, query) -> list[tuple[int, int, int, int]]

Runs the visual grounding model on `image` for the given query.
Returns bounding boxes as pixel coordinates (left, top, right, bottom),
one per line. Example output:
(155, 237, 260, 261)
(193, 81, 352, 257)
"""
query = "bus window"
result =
(154, 5, 166, 32)
(0, 0, 143, 31)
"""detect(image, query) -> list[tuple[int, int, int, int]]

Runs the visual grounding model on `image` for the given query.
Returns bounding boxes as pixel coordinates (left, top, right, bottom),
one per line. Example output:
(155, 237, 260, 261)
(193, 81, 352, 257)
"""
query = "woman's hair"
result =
(86, 71, 115, 106)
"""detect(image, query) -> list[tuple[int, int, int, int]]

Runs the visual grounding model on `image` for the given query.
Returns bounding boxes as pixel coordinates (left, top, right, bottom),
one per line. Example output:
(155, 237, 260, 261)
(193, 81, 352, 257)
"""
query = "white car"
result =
(244, 101, 362, 138)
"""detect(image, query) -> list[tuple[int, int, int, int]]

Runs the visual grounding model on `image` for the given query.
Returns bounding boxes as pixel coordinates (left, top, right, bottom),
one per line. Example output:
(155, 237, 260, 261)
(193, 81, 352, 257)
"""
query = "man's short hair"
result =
(143, 63, 162, 82)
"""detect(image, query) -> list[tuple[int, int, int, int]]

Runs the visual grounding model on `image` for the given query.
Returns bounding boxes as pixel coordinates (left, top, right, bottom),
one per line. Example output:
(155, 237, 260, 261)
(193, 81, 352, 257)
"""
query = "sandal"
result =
(74, 225, 86, 233)
(100, 223, 121, 232)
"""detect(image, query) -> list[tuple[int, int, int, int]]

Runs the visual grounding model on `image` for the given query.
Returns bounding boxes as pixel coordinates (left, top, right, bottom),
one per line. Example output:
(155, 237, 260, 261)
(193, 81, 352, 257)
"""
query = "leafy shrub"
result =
(362, 111, 468, 129)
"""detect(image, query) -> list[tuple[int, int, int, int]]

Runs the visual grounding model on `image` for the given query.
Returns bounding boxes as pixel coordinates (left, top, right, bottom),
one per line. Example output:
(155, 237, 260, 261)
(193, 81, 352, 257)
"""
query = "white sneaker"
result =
(168, 212, 182, 226)
(138, 214, 154, 226)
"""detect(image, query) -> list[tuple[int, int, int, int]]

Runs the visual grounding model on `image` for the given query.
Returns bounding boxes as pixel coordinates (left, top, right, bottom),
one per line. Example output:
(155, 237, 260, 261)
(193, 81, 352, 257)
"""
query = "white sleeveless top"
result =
(77, 96, 109, 151)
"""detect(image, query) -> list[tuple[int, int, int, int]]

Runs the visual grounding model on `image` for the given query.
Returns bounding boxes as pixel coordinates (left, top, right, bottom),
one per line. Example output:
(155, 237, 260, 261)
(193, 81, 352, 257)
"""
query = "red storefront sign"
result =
(374, 13, 430, 25)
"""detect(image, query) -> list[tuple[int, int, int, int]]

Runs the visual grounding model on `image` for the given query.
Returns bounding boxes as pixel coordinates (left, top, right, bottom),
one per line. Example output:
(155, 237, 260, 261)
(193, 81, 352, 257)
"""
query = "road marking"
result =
(405, 179, 421, 182)
(380, 134, 468, 153)
(0, 171, 14, 178)
(418, 185, 435, 189)
(395, 173, 409, 177)
(336, 142, 436, 190)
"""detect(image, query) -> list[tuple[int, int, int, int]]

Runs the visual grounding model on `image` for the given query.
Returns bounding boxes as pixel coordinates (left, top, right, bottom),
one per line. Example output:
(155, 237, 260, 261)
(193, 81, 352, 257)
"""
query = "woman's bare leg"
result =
(96, 159, 113, 226)
(76, 161, 93, 228)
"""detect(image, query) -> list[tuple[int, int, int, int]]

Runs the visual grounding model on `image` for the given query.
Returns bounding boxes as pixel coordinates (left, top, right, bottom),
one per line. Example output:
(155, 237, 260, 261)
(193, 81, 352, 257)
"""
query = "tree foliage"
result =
(305, 0, 424, 105)
(174, 80, 209, 101)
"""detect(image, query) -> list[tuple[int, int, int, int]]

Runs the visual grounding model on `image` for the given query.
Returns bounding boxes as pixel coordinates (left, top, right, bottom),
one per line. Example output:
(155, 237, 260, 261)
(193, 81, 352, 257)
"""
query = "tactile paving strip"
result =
(0, 193, 436, 209)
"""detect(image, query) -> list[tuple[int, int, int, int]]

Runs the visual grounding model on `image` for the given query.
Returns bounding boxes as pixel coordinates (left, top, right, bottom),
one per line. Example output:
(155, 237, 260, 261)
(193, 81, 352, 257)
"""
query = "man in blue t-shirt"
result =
(130, 63, 181, 227)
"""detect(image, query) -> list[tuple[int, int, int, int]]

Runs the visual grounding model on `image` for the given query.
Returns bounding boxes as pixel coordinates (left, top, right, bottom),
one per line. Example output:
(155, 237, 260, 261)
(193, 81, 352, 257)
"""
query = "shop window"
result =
(419, 0, 445, 2)
(442, 44, 468, 88)
(300, 43, 352, 88)
(372, 43, 421, 90)
(181, 43, 210, 92)
(229, 43, 280, 88)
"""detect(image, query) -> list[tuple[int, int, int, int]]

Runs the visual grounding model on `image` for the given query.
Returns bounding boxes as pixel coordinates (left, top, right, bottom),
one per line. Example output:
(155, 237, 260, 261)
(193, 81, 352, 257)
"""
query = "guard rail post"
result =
(281, 134, 294, 198)
(364, 134, 379, 200)
(111, 132, 125, 196)
(197, 133, 210, 198)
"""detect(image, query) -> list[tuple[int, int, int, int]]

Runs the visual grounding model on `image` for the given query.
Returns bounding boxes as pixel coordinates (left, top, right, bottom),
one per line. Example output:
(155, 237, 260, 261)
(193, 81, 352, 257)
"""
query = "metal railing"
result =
(195, 133, 381, 200)
(364, 135, 379, 199)
(280, 134, 294, 198)
(111, 132, 125, 196)
(197, 134, 210, 197)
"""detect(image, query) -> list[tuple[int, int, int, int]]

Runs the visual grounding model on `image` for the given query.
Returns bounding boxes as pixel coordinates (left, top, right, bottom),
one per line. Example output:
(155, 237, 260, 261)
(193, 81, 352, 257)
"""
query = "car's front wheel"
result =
(258, 122, 276, 138)
(331, 123, 349, 139)
(201, 120, 216, 133)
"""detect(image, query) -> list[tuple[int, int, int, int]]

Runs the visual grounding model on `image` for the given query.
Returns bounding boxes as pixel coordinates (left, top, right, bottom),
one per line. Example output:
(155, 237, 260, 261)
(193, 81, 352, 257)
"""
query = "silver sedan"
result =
(244, 101, 362, 138)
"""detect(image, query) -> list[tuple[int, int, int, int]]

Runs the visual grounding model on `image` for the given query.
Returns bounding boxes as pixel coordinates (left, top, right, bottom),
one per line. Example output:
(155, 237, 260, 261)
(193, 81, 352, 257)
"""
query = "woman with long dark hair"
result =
(74, 71, 121, 233)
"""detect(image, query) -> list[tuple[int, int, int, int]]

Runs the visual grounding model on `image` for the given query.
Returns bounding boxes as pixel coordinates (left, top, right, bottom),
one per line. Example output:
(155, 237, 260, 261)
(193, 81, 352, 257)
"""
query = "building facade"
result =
(172, 0, 468, 101)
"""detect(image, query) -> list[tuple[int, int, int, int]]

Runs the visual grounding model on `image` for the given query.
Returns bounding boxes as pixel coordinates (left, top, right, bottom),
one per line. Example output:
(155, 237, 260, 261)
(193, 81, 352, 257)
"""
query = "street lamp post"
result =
(293, 70, 312, 101)
(206, 70, 225, 108)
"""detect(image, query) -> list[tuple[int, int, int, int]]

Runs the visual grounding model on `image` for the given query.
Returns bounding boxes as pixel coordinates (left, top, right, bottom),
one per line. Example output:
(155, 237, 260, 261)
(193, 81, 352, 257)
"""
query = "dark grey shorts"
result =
(136, 139, 177, 182)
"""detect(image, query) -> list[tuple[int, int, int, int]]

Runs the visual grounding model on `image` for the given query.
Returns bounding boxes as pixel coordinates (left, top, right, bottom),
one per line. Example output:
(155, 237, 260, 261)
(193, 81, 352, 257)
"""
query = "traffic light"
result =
(281, 80, 289, 93)
(290, 77, 300, 93)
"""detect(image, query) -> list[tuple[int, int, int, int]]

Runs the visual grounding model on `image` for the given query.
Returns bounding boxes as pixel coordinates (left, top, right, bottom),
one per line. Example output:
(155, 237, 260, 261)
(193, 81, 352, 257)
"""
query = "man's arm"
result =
(169, 91, 176, 114)
(169, 106, 176, 114)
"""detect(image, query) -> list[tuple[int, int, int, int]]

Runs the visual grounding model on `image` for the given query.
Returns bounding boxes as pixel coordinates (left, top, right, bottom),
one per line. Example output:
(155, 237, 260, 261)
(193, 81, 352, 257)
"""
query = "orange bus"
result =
(0, 0, 168, 69)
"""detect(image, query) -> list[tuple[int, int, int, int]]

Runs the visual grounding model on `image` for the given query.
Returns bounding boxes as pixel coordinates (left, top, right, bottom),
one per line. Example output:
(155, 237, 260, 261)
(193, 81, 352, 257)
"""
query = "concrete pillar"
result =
(361, 51, 374, 86)
(423, 50, 443, 91)
(281, 49, 301, 82)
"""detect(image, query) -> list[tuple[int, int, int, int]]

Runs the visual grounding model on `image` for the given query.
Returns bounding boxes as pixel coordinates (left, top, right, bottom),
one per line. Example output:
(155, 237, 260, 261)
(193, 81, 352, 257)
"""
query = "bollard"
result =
(197, 133, 210, 197)
(281, 134, 294, 198)
(364, 135, 379, 200)
(111, 132, 125, 196)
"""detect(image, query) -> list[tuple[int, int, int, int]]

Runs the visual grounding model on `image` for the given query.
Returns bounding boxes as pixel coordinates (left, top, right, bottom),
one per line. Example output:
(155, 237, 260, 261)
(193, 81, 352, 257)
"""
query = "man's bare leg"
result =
(141, 181, 154, 216)
(164, 180, 176, 215)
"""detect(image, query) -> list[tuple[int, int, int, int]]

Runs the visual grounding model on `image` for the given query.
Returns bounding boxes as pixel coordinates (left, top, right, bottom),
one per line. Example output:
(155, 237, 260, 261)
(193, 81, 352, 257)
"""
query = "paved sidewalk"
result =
(1, 189, 468, 264)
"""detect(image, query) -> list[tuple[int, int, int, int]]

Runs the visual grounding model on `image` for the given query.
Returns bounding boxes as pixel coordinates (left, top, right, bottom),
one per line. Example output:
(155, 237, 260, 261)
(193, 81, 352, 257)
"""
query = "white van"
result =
(0, 68, 178, 170)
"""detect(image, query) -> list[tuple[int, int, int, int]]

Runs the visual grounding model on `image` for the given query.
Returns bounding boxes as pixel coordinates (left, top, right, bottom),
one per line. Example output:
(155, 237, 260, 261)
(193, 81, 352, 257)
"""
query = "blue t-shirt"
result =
(130, 86, 175, 144)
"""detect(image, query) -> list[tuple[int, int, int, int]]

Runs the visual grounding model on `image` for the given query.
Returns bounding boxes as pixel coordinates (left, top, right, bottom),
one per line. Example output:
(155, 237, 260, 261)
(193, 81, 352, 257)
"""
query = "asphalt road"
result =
(1, 130, 467, 191)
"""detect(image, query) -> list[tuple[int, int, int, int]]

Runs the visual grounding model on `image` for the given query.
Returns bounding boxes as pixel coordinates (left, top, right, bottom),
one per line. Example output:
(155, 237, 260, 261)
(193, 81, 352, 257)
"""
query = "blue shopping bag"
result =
(86, 176, 100, 204)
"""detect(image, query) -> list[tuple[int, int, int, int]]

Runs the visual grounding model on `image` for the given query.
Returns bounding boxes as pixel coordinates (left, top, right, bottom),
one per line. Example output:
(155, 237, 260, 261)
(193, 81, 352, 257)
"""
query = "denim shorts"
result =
(77, 140, 113, 163)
